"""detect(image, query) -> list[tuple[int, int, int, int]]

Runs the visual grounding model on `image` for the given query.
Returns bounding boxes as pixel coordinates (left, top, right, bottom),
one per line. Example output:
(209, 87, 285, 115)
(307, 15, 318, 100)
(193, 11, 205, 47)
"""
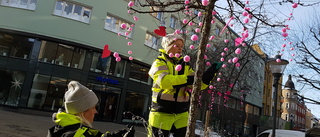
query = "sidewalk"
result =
(0, 107, 148, 137)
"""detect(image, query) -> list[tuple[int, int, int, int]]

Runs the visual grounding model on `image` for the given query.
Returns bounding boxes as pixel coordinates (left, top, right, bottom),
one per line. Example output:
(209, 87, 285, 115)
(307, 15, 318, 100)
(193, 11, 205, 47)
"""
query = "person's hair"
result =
(75, 113, 93, 128)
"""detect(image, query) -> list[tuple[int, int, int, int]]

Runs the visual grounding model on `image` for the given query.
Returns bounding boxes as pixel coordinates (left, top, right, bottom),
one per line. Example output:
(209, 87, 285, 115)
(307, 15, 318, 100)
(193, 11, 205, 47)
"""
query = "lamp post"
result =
(241, 86, 249, 136)
(268, 54, 289, 137)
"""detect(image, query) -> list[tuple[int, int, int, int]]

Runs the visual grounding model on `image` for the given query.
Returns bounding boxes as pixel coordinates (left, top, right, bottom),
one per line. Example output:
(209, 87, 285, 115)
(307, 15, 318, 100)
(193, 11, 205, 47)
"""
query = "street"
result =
(0, 107, 148, 137)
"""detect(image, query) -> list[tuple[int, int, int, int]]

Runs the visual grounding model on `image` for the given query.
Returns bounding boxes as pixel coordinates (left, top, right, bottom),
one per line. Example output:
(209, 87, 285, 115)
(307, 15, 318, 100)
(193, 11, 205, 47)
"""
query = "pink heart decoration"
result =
(102, 45, 111, 58)
(154, 26, 166, 36)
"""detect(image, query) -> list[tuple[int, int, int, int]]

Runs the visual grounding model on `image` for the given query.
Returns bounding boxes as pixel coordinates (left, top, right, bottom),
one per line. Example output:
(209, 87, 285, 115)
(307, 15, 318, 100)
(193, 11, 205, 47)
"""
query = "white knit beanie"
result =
(161, 33, 184, 53)
(64, 81, 98, 114)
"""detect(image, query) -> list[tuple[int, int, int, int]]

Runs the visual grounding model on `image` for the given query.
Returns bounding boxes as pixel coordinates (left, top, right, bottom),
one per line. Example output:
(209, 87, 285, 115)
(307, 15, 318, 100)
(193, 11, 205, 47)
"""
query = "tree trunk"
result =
(186, 1, 215, 137)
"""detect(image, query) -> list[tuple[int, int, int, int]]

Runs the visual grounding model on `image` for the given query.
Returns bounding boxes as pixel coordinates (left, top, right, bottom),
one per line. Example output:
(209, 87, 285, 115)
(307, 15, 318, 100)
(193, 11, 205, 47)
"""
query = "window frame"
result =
(144, 32, 161, 50)
(53, 0, 92, 23)
(0, 0, 37, 10)
(105, 14, 134, 38)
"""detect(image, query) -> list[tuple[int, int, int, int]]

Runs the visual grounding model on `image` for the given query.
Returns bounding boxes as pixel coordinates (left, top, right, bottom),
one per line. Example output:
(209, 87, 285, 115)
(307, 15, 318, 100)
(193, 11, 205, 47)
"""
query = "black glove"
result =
(202, 62, 223, 85)
(105, 129, 128, 137)
(123, 125, 135, 137)
(172, 76, 194, 89)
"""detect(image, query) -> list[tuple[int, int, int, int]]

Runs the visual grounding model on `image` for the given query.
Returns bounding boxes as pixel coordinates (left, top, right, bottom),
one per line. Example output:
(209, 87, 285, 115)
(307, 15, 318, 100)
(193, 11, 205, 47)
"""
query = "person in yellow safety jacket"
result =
(148, 33, 222, 137)
(47, 81, 135, 137)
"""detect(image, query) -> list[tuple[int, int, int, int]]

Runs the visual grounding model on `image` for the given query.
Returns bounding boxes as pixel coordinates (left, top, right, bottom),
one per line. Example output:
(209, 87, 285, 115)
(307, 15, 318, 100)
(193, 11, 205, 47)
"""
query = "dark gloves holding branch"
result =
(172, 62, 222, 88)
(202, 62, 223, 85)
(172, 76, 194, 89)
(105, 125, 135, 137)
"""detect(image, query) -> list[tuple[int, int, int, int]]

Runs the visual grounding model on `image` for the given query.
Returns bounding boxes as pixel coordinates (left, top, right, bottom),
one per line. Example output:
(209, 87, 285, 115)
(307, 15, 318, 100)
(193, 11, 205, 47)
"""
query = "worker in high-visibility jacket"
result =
(48, 81, 135, 137)
(148, 33, 222, 137)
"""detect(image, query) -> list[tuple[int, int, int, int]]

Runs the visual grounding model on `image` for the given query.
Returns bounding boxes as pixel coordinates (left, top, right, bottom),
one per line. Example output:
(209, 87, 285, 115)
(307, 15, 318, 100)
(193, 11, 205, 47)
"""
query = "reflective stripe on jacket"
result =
(148, 49, 208, 113)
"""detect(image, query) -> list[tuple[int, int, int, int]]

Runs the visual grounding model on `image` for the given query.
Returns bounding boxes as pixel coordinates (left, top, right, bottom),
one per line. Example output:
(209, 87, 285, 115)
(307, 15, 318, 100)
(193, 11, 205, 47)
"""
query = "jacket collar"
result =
(159, 49, 183, 64)
(55, 112, 81, 127)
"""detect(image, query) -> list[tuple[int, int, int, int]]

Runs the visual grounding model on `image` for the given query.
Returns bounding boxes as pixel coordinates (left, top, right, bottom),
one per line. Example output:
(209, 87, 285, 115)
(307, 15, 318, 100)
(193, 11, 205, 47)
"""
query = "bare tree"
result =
(127, 0, 319, 137)
(291, 10, 320, 90)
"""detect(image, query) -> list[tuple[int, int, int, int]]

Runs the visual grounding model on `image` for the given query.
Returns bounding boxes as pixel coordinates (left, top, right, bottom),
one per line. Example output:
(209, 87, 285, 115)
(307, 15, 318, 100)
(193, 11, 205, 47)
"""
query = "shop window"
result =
(70, 47, 86, 69)
(38, 41, 58, 63)
(105, 14, 133, 38)
(53, 0, 91, 23)
(27, 74, 50, 109)
(90, 52, 111, 74)
(38, 41, 86, 69)
(123, 91, 149, 121)
(0, 33, 33, 59)
(145, 33, 160, 50)
(87, 83, 121, 121)
(45, 76, 67, 111)
(1, 0, 37, 10)
(129, 62, 151, 84)
(0, 69, 25, 106)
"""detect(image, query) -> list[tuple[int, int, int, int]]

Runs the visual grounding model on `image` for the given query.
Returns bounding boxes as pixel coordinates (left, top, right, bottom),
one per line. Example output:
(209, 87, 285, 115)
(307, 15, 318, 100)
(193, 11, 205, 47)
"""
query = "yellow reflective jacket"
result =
(148, 49, 208, 113)
(48, 112, 103, 137)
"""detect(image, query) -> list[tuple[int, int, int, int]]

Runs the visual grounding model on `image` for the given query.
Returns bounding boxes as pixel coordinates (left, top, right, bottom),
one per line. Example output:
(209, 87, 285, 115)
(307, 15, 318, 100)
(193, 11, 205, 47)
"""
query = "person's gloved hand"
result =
(172, 76, 194, 89)
(202, 62, 223, 85)
(105, 129, 128, 137)
(123, 125, 135, 137)
(105, 125, 135, 137)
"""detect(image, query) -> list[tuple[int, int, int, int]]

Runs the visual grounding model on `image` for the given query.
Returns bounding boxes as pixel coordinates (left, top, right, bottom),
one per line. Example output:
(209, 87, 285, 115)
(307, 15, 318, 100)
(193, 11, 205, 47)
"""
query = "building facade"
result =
(0, 1, 265, 134)
(281, 75, 306, 130)
(0, 0, 165, 123)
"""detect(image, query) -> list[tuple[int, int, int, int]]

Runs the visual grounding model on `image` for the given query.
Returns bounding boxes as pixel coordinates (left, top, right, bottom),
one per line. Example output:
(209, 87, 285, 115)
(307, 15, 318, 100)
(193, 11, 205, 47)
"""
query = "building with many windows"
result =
(281, 75, 306, 130)
(0, 2, 266, 134)
(0, 0, 165, 123)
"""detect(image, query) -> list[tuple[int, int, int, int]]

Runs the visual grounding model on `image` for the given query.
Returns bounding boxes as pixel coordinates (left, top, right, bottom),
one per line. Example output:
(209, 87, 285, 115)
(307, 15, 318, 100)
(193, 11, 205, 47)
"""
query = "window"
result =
(105, 14, 134, 38)
(29, 75, 68, 111)
(0, 33, 33, 59)
(150, 6, 163, 20)
(38, 40, 86, 69)
(129, 62, 151, 84)
(90, 51, 114, 74)
(0, 69, 26, 106)
(286, 102, 289, 109)
(1, 0, 37, 10)
(53, 0, 91, 23)
(145, 33, 160, 50)
(170, 16, 181, 30)
(193, 9, 203, 20)
(123, 91, 149, 121)
(215, 27, 220, 35)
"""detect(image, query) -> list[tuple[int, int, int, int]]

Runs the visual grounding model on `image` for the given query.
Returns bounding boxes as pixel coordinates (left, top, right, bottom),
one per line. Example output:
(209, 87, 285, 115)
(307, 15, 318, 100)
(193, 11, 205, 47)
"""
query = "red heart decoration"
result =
(102, 44, 111, 58)
(154, 26, 166, 36)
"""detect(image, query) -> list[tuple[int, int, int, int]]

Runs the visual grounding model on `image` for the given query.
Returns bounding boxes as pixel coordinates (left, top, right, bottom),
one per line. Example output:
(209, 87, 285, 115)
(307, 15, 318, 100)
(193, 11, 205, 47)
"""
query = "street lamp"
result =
(268, 54, 289, 137)
(241, 86, 250, 136)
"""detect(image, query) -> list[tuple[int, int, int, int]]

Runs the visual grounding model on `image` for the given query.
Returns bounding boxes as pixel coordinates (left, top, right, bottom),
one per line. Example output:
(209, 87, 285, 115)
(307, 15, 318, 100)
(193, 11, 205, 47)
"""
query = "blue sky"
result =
(215, 0, 320, 118)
